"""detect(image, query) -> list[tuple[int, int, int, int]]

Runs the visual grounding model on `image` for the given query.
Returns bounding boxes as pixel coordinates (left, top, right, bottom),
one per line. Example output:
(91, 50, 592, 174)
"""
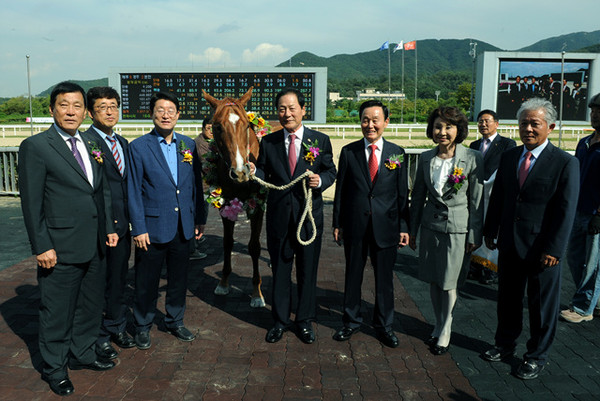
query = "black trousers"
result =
(98, 233, 131, 343)
(495, 248, 561, 365)
(342, 221, 397, 331)
(133, 225, 190, 332)
(267, 215, 322, 329)
(38, 251, 105, 380)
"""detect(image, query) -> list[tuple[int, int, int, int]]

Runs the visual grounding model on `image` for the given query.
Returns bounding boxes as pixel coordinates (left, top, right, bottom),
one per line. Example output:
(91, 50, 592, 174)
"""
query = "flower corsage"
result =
(303, 139, 320, 165)
(247, 111, 271, 139)
(448, 166, 466, 191)
(384, 154, 404, 170)
(88, 141, 104, 164)
(179, 141, 193, 164)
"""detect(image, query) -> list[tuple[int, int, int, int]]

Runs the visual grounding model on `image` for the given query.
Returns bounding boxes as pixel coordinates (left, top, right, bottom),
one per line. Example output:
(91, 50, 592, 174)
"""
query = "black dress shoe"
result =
(431, 344, 450, 355)
(265, 327, 284, 343)
(424, 336, 439, 346)
(68, 359, 115, 371)
(96, 341, 118, 360)
(111, 332, 136, 349)
(515, 359, 544, 380)
(44, 377, 74, 396)
(299, 327, 315, 344)
(333, 326, 360, 341)
(482, 346, 516, 362)
(377, 330, 399, 348)
(168, 326, 196, 342)
(135, 331, 151, 350)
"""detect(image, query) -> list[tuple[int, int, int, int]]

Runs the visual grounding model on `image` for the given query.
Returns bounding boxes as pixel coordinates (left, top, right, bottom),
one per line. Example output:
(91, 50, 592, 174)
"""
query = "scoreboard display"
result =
(110, 68, 327, 122)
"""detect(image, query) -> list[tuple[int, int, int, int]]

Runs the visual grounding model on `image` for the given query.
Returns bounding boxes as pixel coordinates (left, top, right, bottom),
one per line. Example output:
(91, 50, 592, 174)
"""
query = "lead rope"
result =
(250, 170, 317, 246)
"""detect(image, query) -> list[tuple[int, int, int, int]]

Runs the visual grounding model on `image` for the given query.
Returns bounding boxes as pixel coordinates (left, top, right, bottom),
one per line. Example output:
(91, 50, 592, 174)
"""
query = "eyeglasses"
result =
(477, 118, 495, 125)
(95, 105, 119, 113)
(155, 108, 178, 116)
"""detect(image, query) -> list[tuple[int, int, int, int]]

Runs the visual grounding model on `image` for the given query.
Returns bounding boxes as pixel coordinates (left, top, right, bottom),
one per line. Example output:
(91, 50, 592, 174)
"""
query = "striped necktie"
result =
(108, 136, 123, 175)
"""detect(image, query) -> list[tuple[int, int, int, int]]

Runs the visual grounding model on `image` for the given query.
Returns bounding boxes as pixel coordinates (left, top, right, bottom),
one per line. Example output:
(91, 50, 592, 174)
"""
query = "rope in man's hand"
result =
(250, 170, 317, 246)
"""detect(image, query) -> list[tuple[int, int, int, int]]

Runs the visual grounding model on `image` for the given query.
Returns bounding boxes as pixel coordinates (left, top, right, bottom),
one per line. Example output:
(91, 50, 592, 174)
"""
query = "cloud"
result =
(241, 43, 289, 65)
(216, 22, 241, 34)
(188, 48, 232, 66)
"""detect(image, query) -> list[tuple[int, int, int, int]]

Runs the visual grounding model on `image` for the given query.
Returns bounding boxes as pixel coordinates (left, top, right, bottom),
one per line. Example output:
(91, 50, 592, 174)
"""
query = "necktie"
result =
(68, 137, 87, 176)
(518, 151, 532, 188)
(368, 144, 378, 182)
(481, 138, 490, 155)
(108, 136, 123, 175)
(288, 133, 297, 175)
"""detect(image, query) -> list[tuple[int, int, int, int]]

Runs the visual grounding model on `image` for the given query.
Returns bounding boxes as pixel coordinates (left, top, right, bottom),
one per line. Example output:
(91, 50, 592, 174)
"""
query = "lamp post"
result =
(469, 41, 477, 121)
(27, 55, 34, 136)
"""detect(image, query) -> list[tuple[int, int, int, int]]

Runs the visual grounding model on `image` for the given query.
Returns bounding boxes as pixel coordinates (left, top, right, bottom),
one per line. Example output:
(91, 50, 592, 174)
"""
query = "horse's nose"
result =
(230, 167, 249, 183)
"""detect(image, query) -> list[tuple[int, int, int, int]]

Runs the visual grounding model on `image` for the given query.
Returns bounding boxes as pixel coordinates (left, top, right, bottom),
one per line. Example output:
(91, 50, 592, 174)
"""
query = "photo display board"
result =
(475, 52, 600, 123)
(115, 69, 325, 122)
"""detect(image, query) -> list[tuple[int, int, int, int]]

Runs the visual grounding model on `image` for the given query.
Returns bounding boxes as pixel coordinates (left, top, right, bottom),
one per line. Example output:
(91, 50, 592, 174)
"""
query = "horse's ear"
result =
(202, 90, 219, 109)
(239, 86, 254, 107)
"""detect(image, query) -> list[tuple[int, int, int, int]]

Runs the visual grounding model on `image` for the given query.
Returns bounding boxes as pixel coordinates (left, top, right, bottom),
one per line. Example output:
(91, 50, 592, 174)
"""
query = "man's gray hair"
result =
(516, 98, 557, 125)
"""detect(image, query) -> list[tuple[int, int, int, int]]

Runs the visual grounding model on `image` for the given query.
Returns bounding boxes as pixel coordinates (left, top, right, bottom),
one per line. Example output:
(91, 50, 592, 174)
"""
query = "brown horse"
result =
(202, 87, 266, 307)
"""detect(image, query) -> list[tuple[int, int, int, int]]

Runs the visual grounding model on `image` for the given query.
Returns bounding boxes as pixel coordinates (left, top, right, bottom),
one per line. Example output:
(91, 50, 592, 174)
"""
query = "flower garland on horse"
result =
(202, 112, 271, 221)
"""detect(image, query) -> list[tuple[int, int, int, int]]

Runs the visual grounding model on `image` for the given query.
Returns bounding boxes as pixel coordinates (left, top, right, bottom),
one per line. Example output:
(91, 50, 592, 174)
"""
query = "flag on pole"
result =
(393, 41, 404, 53)
(379, 41, 389, 51)
(404, 41, 416, 50)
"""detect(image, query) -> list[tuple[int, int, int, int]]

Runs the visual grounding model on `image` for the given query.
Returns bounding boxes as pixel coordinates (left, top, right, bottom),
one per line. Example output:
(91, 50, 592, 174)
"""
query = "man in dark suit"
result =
(85, 87, 136, 360)
(482, 98, 579, 380)
(469, 109, 516, 284)
(127, 91, 206, 350)
(332, 100, 409, 347)
(251, 88, 336, 344)
(19, 81, 118, 396)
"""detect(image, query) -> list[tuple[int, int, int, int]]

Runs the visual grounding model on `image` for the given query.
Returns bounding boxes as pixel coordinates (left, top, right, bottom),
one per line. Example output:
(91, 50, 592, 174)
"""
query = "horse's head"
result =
(202, 87, 258, 183)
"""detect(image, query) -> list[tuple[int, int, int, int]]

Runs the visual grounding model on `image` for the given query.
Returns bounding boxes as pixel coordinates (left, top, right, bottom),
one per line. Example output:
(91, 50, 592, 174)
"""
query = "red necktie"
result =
(368, 144, 378, 182)
(288, 134, 297, 175)
(108, 136, 123, 176)
(518, 151, 532, 188)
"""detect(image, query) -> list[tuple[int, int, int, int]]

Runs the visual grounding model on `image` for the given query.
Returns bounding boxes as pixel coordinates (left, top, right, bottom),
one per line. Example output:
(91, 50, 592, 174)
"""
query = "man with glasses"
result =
(85, 87, 136, 361)
(127, 91, 206, 349)
(469, 110, 516, 284)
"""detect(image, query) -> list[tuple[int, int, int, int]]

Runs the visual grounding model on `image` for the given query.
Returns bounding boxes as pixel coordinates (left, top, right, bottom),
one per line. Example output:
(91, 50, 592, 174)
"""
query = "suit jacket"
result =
(332, 138, 409, 248)
(483, 142, 579, 260)
(18, 125, 114, 264)
(85, 127, 130, 238)
(410, 144, 484, 245)
(255, 127, 336, 238)
(127, 130, 206, 244)
(470, 135, 517, 181)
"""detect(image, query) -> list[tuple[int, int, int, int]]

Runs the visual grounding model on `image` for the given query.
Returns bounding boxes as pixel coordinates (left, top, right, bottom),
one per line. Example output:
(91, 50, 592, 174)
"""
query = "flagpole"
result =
(388, 45, 391, 108)
(413, 42, 418, 124)
(401, 46, 405, 124)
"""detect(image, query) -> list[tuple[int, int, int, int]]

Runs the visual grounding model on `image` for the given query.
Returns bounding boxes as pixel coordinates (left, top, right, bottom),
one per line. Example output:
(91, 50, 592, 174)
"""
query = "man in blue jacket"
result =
(128, 91, 206, 349)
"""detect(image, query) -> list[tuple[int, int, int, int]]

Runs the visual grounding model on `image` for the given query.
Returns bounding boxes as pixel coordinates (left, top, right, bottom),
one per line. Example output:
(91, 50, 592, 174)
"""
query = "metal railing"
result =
(0, 145, 430, 196)
(0, 147, 19, 195)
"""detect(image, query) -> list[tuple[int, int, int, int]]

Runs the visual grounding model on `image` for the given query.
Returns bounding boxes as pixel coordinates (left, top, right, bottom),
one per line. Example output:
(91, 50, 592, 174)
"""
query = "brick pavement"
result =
(1, 197, 599, 400)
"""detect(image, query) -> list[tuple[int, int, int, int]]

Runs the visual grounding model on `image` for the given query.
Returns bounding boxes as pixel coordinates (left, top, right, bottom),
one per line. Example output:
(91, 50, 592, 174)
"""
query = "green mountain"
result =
(282, 39, 501, 81)
(517, 30, 600, 52)
(37, 78, 108, 97)
(277, 30, 600, 98)
(33, 30, 600, 101)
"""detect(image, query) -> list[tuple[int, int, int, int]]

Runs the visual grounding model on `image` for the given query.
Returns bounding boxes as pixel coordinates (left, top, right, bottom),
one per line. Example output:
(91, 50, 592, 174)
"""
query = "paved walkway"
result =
(0, 197, 599, 400)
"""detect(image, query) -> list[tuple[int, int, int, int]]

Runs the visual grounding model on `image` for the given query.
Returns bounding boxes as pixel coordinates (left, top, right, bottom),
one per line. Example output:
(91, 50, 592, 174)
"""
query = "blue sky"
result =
(2, 0, 598, 97)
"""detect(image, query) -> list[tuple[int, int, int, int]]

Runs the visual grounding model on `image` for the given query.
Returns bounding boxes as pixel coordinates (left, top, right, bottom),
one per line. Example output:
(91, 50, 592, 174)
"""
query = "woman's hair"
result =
(426, 106, 469, 143)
